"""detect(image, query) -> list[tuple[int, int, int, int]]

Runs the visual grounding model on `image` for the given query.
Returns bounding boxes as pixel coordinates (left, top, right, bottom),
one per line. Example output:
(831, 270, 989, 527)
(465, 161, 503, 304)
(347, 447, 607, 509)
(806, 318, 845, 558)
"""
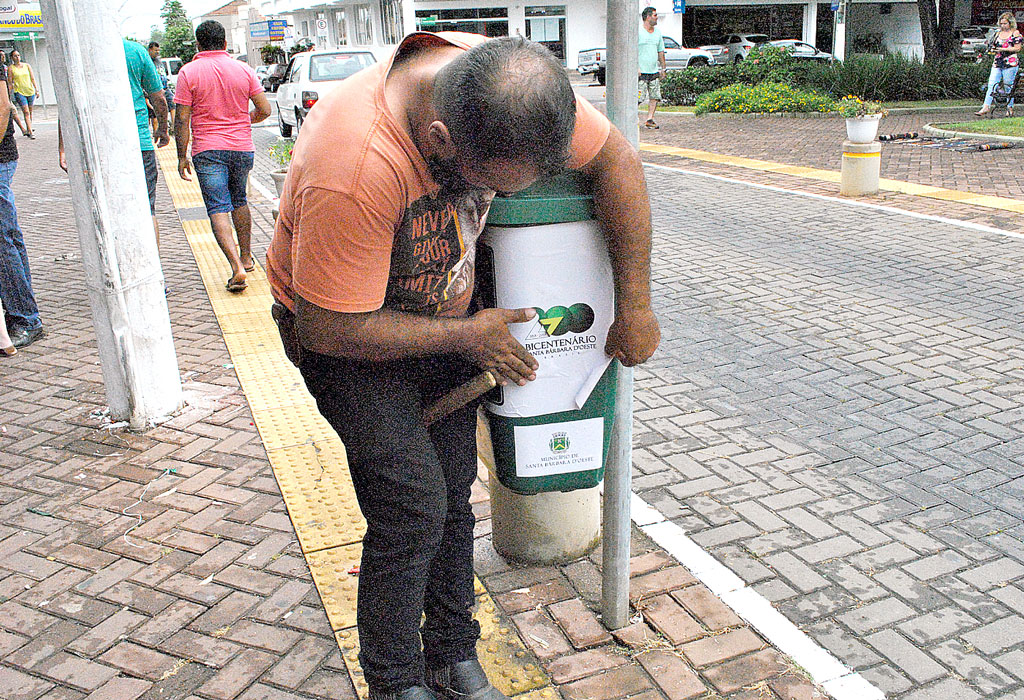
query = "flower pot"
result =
(845, 114, 882, 144)
(270, 168, 287, 198)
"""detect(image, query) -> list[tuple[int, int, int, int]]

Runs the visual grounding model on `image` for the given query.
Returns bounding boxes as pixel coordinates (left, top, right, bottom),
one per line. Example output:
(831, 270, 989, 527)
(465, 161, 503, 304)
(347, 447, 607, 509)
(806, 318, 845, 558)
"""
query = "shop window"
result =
(525, 6, 566, 61)
(355, 4, 373, 45)
(335, 9, 348, 45)
(380, 0, 404, 44)
(415, 8, 509, 37)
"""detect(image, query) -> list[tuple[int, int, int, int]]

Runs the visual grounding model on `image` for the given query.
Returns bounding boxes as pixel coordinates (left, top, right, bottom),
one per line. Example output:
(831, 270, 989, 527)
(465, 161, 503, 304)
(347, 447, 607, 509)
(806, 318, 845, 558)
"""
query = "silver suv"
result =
(699, 33, 771, 65)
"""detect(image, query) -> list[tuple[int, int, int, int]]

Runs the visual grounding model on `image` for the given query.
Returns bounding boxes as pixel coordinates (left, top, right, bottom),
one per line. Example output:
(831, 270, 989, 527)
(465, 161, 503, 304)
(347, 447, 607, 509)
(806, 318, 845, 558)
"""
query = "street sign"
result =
(268, 19, 286, 41)
(315, 18, 328, 37)
(673, 0, 686, 14)
(420, 15, 438, 26)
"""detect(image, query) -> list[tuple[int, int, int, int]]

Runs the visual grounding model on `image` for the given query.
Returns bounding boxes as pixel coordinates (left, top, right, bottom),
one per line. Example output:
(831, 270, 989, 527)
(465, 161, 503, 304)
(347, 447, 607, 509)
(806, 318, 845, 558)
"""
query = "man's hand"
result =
(58, 150, 67, 172)
(178, 156, 192, 181)
(155, 129, 170, 149)
(457, 307, 539, 386)
(659, 68, 666, 79)
(605, 304, 660, 367)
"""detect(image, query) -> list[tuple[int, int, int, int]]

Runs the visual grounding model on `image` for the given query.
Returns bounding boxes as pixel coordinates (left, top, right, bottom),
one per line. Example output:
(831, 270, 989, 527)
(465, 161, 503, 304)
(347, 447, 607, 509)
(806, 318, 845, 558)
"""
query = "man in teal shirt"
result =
(639, 6, 666, 129)
(123, 39, 169, 248)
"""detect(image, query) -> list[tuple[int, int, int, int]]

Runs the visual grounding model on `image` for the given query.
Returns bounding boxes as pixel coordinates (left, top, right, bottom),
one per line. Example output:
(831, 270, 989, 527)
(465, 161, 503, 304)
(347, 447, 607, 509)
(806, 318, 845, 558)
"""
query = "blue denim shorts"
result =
(192, 149, 254, 215)
(12, 93, 33, 108)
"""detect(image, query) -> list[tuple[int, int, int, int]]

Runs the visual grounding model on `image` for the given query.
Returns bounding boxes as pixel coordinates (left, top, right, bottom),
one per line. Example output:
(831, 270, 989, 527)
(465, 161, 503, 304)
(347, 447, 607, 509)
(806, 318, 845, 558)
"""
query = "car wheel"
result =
(689, 57, 709, 67)
(278, 108, 292, 138)
(597, 68, 606, 86)
(295, 109, 304, 134)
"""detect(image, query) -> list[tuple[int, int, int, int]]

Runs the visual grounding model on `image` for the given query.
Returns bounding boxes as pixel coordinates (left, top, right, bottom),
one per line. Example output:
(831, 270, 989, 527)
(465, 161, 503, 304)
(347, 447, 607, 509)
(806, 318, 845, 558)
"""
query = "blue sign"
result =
(673, 0, 686, 12)
(830, 0, 839, 10)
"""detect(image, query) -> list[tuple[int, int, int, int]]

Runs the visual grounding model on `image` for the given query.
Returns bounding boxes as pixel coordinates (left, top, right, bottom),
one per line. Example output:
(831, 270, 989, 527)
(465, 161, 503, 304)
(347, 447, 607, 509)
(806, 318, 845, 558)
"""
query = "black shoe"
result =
(368, 686, 439, 700)
(10, 325, 44, 348)
(426, 660, 509, 700)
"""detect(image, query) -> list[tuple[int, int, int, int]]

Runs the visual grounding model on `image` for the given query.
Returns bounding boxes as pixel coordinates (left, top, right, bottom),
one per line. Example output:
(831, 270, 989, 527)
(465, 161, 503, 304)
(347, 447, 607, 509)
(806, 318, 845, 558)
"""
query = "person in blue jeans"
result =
(0, 60, 42, 349)
(977, 12, 1023, 116)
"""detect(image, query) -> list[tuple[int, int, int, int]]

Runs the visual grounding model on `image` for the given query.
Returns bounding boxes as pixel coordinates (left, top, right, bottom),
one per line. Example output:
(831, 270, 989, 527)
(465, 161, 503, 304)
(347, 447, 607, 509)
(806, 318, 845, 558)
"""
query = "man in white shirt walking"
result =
(639, 7, 666, 129)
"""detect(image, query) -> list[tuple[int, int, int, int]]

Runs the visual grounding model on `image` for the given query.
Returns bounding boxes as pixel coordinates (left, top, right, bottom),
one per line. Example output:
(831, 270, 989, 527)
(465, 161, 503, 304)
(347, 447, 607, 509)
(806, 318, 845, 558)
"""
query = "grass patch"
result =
(938, 117, 1024, 137)
(883, 98, 976, 109)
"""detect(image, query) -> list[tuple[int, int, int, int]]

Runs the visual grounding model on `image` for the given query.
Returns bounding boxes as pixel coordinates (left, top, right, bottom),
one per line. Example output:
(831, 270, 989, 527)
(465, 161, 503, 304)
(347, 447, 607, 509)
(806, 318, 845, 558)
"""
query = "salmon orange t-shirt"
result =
(265, 31, 611, 319)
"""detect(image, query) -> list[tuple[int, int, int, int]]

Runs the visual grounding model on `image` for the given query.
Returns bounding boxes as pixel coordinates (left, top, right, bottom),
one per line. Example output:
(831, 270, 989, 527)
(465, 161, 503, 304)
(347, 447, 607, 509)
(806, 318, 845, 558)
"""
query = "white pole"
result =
(39, 0, 183, 430)
(601, 0, 638, 630)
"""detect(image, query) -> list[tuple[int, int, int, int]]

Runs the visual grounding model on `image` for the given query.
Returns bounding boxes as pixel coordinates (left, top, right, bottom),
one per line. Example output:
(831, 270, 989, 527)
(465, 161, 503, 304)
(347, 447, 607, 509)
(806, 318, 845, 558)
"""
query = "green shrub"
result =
(799, 54, 989, 101)
(694, 82, 837, 115)
(737, 44, 801, 85)
(662, 64, 739, 105)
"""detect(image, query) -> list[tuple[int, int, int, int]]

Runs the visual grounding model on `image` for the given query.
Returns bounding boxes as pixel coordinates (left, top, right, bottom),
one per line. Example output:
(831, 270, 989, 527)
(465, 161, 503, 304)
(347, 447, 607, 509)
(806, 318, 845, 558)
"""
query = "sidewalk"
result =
(0, 126, 829, 700)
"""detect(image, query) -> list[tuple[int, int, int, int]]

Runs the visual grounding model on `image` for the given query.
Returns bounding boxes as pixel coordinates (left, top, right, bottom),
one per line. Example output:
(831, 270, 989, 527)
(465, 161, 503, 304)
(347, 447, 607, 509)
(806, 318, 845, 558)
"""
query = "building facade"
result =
(255, 0, 978, 66)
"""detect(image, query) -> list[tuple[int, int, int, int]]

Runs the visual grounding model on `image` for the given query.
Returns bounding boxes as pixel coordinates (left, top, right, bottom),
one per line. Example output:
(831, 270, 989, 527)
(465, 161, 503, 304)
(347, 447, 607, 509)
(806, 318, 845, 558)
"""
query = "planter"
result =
(270, 168, 288, 198)
(845, 114, 882, 144)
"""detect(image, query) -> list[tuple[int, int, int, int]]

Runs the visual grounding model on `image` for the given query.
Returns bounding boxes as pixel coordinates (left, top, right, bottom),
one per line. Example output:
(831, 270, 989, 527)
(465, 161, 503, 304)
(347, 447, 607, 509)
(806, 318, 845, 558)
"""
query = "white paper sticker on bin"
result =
(513, 418, 604, 477)
(482, 220, 614, 418)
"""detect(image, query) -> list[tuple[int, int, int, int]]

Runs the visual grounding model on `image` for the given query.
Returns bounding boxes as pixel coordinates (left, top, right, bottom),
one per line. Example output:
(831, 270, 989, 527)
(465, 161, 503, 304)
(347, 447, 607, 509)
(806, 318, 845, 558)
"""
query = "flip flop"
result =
(243, 263, 256, 272)
(226, 277, 248, 293)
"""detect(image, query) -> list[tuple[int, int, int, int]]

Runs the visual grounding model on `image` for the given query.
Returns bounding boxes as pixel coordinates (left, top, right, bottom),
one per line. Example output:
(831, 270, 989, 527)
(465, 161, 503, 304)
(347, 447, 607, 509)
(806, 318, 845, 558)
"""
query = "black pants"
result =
(299, 350, 482, 693)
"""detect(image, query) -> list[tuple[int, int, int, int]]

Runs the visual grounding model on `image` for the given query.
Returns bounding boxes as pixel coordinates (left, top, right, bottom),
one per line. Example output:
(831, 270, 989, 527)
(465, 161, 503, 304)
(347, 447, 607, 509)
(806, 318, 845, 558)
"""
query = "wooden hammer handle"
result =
(423, 371, 498, 426)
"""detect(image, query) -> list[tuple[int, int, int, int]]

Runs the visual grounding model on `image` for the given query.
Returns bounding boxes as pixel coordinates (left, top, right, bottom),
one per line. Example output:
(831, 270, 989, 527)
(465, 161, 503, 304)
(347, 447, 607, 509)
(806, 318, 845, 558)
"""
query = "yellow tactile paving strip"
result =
(640, 142, 1024, 214)
(155, 144, 555, 699)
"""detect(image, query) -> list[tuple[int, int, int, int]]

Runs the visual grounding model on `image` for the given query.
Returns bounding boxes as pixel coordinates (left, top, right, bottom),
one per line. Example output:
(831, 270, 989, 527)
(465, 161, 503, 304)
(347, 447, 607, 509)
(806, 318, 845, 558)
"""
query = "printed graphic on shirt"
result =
(385, 188, 493, 317)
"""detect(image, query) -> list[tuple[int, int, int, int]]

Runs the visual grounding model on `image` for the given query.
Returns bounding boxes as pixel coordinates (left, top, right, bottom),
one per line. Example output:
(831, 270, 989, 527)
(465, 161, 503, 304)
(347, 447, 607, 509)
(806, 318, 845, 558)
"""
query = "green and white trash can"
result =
(477, 173, 617, 564)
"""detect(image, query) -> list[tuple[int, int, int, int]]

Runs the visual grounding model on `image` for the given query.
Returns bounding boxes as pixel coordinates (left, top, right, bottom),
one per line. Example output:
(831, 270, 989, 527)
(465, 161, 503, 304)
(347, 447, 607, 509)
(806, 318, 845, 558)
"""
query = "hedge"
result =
(661, 46, 992, 106)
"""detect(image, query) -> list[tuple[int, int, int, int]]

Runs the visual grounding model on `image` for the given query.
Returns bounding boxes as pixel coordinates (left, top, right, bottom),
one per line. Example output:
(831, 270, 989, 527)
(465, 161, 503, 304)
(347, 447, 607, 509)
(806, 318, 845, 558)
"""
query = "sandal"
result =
(644, 119, 659, 129)
(225, 276, 247, 293)
(243, 262, 256, 272)
(1, 345, 15, 357)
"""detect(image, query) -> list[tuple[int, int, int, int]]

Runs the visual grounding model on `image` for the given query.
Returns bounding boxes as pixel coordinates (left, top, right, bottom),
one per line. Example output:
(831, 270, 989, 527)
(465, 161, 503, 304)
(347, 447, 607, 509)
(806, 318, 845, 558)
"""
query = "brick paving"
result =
(1, 125, 823, 700)
(636, 109, 1024, 233)
(636, 165, 1024, 699)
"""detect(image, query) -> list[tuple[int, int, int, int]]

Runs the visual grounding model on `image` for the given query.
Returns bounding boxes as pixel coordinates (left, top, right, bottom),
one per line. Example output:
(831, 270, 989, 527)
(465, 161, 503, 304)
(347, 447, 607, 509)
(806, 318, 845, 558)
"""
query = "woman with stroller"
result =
(977, 12, 1022, 116)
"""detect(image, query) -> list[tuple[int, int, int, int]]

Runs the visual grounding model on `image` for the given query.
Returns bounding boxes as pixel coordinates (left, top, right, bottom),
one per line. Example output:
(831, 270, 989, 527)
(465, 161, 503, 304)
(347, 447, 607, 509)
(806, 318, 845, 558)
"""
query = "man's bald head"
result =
(433, 37, 577, 177)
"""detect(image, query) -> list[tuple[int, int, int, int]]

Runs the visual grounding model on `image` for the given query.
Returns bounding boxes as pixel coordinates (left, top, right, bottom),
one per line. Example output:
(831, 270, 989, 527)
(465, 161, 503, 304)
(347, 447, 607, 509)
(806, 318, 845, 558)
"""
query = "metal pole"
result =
(39, 0, 183, 429)
(601, 0, 638, 630)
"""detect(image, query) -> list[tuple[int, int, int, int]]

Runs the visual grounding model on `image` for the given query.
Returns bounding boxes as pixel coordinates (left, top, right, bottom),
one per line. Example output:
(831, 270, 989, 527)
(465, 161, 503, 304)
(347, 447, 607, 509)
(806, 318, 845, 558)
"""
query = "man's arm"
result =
(0, 77, 11, 142)
(174, 104, 192, 180)
(658, 49, 667, 76)
(148, 90, 169, 147)
(294, 296, 539, 386)
(250, 92, 271, 124)
(578, 125, 660, 367)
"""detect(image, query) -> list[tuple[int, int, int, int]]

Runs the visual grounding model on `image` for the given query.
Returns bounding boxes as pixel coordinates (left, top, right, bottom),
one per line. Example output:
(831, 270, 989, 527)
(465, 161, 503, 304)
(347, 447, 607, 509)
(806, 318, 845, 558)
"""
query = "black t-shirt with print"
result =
(0, 65, 18, 163)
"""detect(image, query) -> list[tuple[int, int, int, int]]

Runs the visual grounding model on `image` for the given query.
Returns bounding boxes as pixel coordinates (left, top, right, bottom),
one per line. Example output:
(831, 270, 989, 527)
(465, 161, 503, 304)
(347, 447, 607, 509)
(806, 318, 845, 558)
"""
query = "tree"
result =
(160, 0, 195, 62)
(916, 0, 957, 63)
(149, 26, 165, 47)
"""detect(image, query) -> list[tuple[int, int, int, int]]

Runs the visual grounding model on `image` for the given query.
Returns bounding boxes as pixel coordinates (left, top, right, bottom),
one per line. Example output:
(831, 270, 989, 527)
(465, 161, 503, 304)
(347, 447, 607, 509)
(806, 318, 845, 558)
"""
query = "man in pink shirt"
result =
(174, 20, 271, 292)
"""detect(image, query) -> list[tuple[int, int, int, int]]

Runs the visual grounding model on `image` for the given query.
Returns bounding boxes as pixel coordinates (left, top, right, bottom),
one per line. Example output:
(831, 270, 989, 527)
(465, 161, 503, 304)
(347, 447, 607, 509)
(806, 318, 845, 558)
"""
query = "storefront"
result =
(0, 2, 54, 106)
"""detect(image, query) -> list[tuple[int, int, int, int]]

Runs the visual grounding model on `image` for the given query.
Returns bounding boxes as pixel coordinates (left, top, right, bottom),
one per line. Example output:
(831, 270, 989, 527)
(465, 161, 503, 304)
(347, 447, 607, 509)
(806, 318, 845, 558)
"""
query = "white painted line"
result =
(630, 492, 666, 526)
(631, 493, 885, 700)
(249, 174, 278, 206)
(720, 588, 849, 682)
(642, 520, 744, 596)
(823, 673, 887, 700)
(644, 161, 1024, 240)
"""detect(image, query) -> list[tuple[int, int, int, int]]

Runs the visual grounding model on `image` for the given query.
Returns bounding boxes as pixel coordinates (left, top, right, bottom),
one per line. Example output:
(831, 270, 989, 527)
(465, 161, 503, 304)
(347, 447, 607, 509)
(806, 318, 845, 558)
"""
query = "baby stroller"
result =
(987, 67, 1020, 118)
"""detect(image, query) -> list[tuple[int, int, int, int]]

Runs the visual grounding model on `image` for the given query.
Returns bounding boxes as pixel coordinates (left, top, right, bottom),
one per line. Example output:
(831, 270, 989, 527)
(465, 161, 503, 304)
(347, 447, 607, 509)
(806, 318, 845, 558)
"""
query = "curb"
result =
(923, 121, 1024, 143)
(659, 105, 978, 119)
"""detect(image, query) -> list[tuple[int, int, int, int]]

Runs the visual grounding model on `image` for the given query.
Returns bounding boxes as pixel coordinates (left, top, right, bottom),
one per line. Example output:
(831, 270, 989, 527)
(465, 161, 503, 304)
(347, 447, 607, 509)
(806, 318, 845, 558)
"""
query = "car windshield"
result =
(309, 53, 375, 82)
(747, 35, 770, 44)
(168, 58, 183, 75)
(664, 36, 680, 49)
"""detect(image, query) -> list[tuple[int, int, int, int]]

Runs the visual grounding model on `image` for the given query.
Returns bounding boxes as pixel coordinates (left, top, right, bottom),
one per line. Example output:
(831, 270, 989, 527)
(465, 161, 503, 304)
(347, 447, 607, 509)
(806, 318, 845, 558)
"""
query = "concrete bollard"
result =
(840, 140, 881, 196)
(478, 416, 601, 565)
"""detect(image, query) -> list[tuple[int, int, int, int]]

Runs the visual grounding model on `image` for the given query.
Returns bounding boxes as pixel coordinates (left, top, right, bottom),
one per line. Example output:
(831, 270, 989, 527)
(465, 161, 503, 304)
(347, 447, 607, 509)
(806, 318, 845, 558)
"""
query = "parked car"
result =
(699, 33, 770, 64)
(277, 49, 377, 136)
(156, 56, 183, 88)
(769, 39, 835, 61)
(957, 26, 996, 58)
(577, 36, 715, 86)
(262, 63, 287, 93)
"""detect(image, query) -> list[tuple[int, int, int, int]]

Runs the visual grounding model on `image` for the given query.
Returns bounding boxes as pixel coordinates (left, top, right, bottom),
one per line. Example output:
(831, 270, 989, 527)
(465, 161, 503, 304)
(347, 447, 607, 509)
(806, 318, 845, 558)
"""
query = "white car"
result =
(769, 39, 835, 61)
(277, 48, 378, 137)
(577, 36, 715, 86)
(699, 33, 770, 65)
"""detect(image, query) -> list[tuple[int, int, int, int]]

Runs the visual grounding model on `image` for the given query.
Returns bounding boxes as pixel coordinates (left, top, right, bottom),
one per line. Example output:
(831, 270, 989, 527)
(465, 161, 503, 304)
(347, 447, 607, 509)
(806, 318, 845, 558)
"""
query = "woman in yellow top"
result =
(8, 50, 39, 139)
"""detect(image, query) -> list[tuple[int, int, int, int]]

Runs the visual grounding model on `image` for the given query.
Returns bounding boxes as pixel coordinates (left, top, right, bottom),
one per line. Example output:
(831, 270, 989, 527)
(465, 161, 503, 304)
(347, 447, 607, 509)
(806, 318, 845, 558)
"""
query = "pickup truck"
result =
(577, 36, 714, 85)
